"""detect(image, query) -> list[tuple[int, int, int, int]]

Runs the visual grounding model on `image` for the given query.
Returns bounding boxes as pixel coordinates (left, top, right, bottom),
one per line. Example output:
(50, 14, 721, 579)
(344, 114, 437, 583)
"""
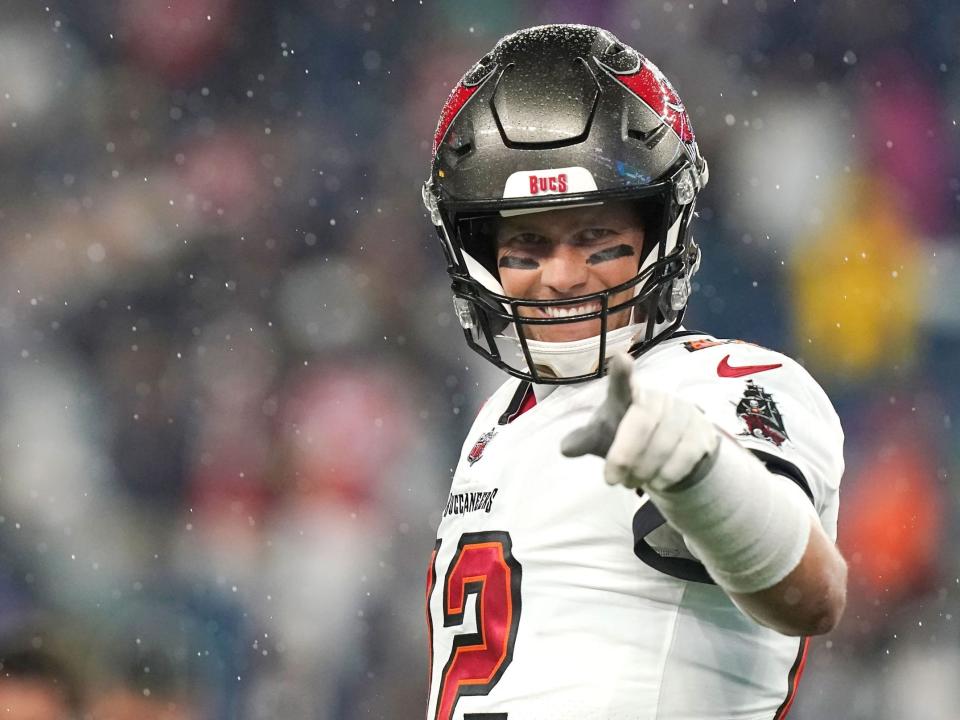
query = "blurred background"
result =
(0, 1, 956, 718)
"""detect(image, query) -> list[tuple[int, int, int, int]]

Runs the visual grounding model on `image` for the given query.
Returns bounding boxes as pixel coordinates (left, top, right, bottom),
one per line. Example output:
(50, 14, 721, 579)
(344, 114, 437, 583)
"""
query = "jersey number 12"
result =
(427, 531, 522, 720)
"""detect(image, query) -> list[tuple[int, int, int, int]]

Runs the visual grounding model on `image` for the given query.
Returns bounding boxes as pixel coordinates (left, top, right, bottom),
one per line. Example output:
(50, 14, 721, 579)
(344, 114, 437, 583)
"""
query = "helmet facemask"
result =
(431, 186, 700, 384)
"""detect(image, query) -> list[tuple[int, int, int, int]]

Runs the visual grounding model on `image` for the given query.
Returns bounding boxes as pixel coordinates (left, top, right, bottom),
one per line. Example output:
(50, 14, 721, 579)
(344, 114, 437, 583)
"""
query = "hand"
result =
(560, 353, 720, 491)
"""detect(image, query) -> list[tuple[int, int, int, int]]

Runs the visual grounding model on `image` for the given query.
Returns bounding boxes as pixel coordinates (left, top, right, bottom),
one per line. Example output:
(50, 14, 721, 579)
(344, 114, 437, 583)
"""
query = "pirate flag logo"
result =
(736, 381, 788, 447)
(467, 427, 497, 466)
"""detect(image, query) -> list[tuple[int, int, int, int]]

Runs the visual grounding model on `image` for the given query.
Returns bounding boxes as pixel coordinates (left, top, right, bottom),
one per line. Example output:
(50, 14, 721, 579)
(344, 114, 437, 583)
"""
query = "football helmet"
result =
(423, 24, 708, 384)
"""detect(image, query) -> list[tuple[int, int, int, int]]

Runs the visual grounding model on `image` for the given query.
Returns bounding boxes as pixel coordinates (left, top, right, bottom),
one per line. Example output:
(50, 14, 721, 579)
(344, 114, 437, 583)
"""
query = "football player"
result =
(422, 24, 846, 720)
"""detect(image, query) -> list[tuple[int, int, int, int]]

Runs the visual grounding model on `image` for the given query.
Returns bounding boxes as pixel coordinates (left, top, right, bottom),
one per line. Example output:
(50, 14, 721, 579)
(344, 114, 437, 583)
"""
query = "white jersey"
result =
(426, 331, 844, 720)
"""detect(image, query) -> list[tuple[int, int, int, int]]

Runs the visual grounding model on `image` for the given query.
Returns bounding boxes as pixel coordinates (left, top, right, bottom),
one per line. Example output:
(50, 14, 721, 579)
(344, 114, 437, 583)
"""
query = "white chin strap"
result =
(520, 323, 645, 378)
(460, 213, 687, 381)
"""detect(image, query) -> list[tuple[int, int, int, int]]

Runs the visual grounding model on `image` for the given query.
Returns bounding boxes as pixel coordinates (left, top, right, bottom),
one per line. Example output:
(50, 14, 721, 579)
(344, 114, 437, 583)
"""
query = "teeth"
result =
(542, 303, 599, 319)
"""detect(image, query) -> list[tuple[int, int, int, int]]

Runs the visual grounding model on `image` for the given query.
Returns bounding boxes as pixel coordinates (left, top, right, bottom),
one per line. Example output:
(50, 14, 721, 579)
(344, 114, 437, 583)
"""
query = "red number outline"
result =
(430, 531, 522, 720)
(426, 539, 441, 701)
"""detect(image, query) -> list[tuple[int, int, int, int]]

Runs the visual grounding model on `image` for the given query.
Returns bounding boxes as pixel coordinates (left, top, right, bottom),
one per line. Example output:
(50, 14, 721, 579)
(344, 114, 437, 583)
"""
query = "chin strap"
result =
(518, 323, 642, 379)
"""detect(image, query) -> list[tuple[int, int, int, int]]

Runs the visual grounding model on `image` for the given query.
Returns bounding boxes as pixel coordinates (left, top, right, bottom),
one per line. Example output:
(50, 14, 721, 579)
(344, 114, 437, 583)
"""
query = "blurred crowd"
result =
(0, 1, 956, 718)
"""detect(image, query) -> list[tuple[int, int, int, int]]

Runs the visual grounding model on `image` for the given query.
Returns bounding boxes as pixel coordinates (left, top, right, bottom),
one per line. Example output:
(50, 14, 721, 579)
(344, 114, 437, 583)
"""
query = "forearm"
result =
(645, 435, 847, 634)
(730, 517, 847, 636)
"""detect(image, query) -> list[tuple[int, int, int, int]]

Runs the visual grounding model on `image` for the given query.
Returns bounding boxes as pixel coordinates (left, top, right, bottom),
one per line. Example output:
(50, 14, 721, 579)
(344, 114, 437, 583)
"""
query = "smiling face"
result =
(494, 201, 647, 343)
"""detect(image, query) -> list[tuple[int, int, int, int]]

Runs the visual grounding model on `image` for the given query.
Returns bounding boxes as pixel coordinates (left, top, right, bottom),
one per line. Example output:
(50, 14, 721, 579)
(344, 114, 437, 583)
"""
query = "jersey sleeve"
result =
(671, 346, 844, 541)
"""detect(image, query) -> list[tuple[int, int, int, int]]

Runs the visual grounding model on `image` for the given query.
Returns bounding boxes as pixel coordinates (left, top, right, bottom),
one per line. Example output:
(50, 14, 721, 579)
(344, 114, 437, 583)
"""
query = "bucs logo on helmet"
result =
(467, 427, 497, 466)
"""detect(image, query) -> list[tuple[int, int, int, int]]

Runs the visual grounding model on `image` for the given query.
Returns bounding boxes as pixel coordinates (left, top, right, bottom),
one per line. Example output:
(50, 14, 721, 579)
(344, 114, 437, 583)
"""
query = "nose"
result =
(539, 244, 589, 296)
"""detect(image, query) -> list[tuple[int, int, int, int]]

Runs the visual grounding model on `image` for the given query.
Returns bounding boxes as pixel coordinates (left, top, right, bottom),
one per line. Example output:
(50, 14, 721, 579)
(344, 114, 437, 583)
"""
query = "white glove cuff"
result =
(645, 434, 817, 595)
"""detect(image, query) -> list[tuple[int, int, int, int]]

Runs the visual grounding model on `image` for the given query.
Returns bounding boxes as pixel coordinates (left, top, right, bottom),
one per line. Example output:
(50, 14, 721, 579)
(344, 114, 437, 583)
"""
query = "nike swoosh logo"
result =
(717, 354, 782, 378)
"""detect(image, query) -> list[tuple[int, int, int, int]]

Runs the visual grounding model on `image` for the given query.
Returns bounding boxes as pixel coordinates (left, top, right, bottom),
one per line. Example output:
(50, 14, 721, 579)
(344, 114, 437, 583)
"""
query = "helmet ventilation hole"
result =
(627, 125, 668, 149)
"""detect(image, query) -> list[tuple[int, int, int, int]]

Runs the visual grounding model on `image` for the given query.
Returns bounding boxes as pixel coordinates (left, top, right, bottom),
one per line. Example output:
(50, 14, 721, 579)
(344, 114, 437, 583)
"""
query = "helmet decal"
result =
(432, 57, 499, 158)
(502, 167, 598, 199)
(432, 82, 481, 158)
(602, 56, 695, 144)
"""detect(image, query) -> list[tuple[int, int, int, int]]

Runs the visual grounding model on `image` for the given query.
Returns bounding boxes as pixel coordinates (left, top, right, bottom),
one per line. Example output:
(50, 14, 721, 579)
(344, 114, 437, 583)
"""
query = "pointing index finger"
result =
(604, 352, 634, 417)
(559, 353, 635, 460)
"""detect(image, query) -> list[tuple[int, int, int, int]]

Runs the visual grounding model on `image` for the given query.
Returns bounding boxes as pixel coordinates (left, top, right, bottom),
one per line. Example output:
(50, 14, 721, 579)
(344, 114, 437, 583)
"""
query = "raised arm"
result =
(562, 353, 847, 635)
